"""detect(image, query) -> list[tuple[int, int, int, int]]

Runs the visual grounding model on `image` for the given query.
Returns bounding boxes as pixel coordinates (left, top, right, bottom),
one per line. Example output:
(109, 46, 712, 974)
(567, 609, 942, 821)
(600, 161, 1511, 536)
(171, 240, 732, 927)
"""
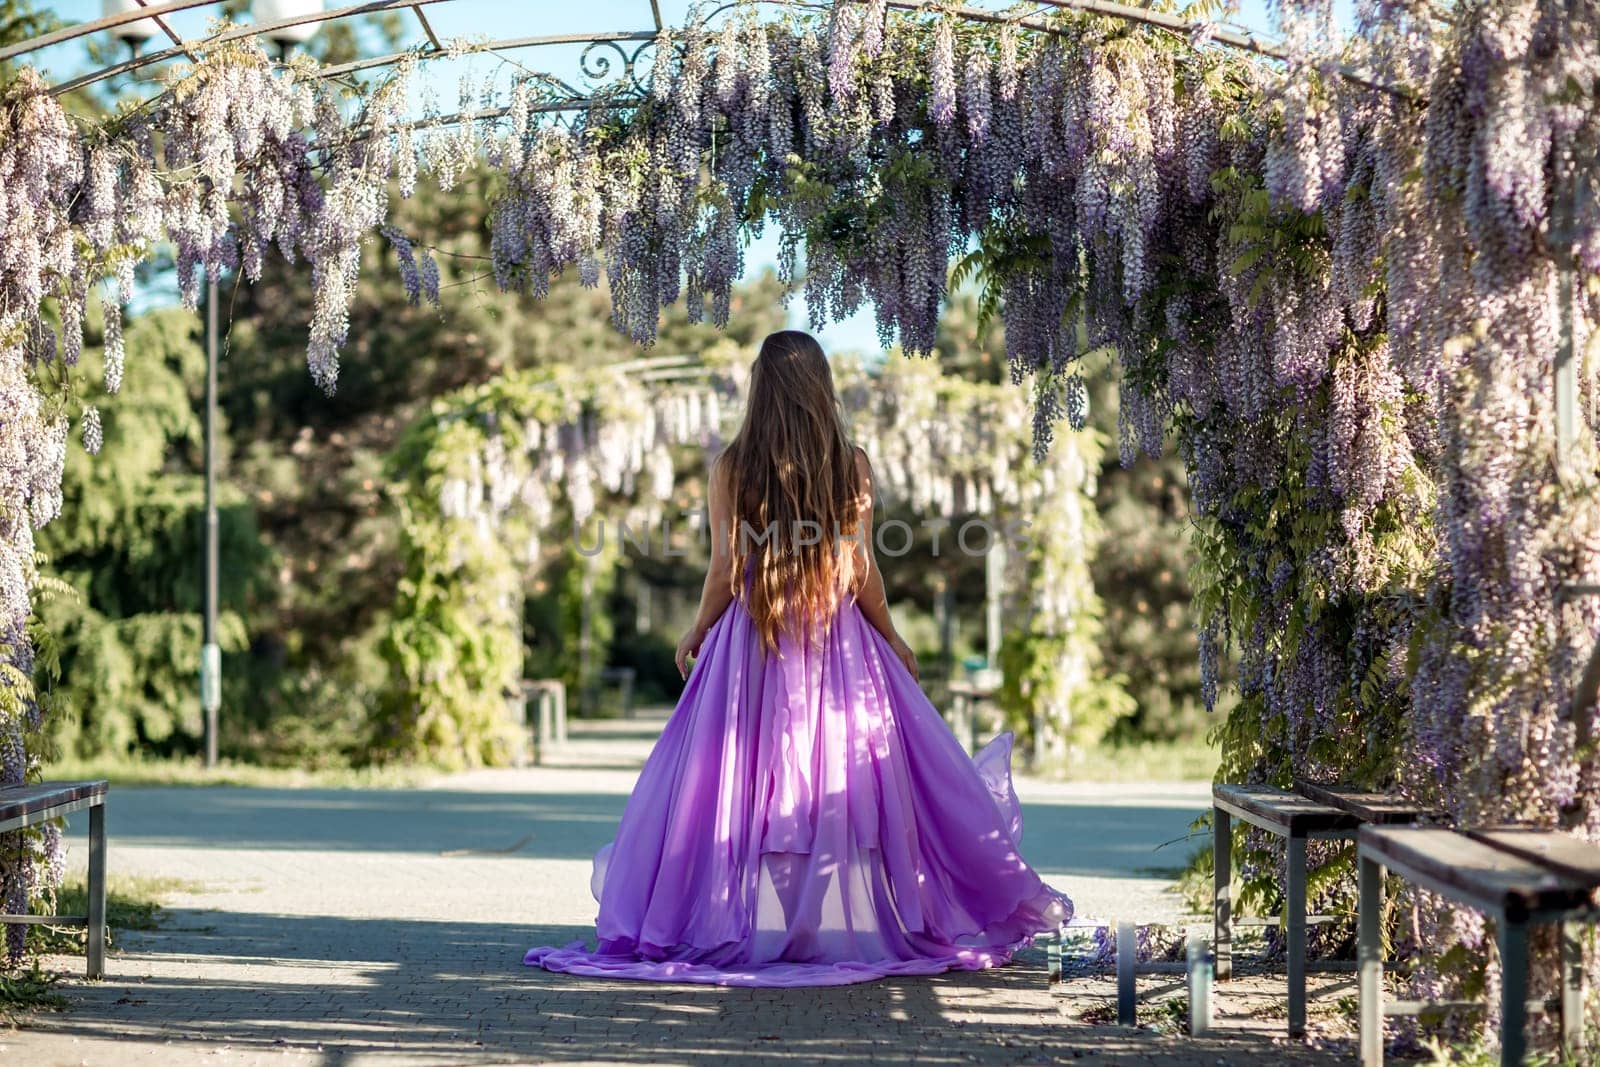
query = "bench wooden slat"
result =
(1214, 784, 1363, 834)
(0, 780, 107, 822)
(1294, 781, 1434, 825)
(1464, 828, 1600, 892)
(1360, 826, 1594, 920)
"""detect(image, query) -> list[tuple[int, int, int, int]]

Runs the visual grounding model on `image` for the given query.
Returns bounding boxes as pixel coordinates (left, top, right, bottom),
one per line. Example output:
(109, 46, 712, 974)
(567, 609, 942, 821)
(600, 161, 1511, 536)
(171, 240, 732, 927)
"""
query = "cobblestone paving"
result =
(6, 716, 1348, 1065)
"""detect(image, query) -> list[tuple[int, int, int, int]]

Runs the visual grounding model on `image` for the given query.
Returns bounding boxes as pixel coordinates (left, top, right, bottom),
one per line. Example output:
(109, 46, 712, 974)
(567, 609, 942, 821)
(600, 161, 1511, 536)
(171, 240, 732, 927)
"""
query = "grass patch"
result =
(1075, 997, 1190, 1033)
(41, 754, 439, 790)
(1152, 995, 1189, 1035)
(0, 961, 67, 1027)
(28, 873, 197, 956)
(1041, 738, 1220, 783)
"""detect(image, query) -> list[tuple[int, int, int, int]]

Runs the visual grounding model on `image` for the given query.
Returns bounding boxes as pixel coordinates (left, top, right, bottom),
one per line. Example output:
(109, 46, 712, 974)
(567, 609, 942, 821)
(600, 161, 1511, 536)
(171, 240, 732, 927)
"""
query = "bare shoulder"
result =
(850, 445, 874, 514)
(852, 444, 873, 485)
(707, 448, 735, 509)
(709, 447, 733, 487)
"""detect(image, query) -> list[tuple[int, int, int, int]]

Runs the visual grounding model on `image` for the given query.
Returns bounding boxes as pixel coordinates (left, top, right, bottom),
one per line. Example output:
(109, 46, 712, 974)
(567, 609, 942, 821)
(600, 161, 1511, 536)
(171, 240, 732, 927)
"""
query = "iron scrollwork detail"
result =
(578, 38, 657, 97)
(521, 37, 657, 112)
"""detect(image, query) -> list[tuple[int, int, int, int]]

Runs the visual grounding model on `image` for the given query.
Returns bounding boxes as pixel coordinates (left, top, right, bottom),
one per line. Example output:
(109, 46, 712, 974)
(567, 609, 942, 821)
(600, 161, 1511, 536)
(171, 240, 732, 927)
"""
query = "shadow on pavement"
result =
(33, 909, 1341, 1065)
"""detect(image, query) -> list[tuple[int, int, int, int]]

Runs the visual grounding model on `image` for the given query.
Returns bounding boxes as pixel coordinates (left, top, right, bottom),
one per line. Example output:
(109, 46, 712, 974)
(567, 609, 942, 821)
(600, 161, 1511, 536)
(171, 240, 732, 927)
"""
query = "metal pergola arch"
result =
(0, 0, 1415, 108)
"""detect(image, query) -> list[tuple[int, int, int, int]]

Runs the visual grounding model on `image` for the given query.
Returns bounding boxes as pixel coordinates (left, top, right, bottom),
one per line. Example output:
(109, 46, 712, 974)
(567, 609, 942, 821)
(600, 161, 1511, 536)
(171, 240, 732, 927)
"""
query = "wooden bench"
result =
(1296, 781, 1438, 827)
(1213, 782, 1430, 1037)
(521, 679, 567, 764)
(0, 780, 108, 978)
(1359, 825, 1600, 1066)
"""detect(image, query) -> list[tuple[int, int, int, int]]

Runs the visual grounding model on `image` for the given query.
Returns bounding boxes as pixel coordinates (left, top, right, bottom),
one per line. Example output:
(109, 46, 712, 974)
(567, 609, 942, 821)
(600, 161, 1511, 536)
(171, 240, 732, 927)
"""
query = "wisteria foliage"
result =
(375, 362, 732, 767)
(1, 0, 1599, 1005)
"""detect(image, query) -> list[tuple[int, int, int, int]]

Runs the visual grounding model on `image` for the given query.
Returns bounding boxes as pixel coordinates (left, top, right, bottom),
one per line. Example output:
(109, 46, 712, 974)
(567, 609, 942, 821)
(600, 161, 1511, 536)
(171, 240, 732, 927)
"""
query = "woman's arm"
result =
(850, 448, 920, 681)
(675, 455, 736, 679)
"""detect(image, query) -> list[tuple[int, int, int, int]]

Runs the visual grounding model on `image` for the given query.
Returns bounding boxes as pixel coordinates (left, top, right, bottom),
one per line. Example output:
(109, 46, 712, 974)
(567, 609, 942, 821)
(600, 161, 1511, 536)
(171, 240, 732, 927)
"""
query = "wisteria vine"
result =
(2, 0, 1600, 1023)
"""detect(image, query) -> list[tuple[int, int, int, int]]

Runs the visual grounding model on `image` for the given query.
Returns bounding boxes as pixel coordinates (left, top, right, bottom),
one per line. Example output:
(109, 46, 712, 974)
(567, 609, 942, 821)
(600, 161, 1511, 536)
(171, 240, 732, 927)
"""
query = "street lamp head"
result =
(254, 0, 325, 56)
(102, 0, 158, 57)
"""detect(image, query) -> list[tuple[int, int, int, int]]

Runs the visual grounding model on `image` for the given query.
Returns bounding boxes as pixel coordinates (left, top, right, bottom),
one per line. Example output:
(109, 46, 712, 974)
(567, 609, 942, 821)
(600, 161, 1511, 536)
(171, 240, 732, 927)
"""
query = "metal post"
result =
(1186, 932, 1212, 1037)
(1287, 832, 1308, 1038)
(950, 688, 974, 754)
(936, 573, 953, 679)
(1498, 918, 1529, 1067)
(510, 683, 530, 767)
(537, 689, 552, 763)
(1214, 807, 1232, 981)
(984, 540, 1005, 668)
(1116, 921, 1136, 1026)
(1560, 921, 1585, 1056)
(554, 681, 567, 744)
(1556, 160, 1597, 833)
(86, 801, 106, 980)
(201, 278, 220, 768)
(1358, 851, 1383, 1067)
(578, 558, 594, 714)
(1551, 149, 1588, 477)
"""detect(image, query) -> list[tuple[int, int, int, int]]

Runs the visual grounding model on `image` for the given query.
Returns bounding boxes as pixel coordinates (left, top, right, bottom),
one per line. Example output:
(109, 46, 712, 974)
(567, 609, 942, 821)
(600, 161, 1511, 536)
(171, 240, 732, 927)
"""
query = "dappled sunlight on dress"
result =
(523, 589, 1072, 987)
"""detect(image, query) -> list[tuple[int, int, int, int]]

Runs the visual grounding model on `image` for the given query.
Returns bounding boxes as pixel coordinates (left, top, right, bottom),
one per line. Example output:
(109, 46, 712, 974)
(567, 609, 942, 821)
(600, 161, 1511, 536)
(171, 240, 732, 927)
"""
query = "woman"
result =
(525, 330, 1071, 987)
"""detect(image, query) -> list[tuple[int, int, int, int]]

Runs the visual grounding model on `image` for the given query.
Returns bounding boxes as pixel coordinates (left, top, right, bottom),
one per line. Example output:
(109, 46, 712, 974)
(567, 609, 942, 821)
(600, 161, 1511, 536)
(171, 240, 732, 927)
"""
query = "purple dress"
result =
(524, 584, 1073, 987)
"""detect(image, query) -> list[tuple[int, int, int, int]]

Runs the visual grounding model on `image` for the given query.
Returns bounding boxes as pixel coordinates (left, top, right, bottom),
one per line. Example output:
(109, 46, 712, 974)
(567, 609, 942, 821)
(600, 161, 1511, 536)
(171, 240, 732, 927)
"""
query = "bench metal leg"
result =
(86, 801, 106, 979)
(1499, 918, 1528, 1067)
(1287, 831, 1307, 1038)
(1562, 921, 1585, 1057)
(1359, 852, 1383, 1067)
(1214, 807, 1231, 981)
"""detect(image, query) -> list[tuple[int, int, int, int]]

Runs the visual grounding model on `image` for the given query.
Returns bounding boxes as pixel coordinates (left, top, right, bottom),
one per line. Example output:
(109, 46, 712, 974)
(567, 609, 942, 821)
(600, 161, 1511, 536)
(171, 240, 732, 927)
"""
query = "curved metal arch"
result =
(315, 30, 658, 83)
(0, 0, 219, 61)
(307, 0, 1077, 117)
(0, 0, 1413, 105)
(30, 0, 460, 96)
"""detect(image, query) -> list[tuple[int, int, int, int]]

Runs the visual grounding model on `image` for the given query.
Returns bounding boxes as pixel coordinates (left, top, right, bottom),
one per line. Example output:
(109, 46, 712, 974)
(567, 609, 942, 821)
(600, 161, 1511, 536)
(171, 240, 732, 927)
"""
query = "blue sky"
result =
(29, 0, 1319, 356)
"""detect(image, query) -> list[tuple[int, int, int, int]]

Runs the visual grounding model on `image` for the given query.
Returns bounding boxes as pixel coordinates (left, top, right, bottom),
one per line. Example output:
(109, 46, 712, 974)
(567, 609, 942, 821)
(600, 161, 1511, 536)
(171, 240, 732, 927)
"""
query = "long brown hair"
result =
(717, 331, 862, 653)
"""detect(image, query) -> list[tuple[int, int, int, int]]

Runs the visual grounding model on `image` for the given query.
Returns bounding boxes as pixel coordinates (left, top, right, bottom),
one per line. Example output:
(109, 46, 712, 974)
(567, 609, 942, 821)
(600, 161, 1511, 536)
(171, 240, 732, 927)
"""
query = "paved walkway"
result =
(7, 715, 1348, 1065)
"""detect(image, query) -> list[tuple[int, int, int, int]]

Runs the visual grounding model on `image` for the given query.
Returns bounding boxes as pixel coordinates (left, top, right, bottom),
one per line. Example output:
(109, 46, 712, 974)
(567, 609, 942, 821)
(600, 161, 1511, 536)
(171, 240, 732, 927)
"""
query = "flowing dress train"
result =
(523, 587, 1073, 987)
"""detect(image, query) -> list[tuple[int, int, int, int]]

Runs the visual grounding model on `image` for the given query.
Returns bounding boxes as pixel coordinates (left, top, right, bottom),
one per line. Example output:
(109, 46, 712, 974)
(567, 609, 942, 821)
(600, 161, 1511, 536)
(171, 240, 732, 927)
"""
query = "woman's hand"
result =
(888, 634, 919, 682)
(675, 624, 707, 680)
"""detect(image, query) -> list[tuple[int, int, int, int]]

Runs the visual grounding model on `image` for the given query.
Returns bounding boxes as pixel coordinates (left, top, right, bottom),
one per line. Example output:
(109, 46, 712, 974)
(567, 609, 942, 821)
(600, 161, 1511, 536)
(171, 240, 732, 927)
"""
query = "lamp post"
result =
(100, 0, 157, 58)
(202, 279, 220, 767)
(195, 1, 320, 768)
